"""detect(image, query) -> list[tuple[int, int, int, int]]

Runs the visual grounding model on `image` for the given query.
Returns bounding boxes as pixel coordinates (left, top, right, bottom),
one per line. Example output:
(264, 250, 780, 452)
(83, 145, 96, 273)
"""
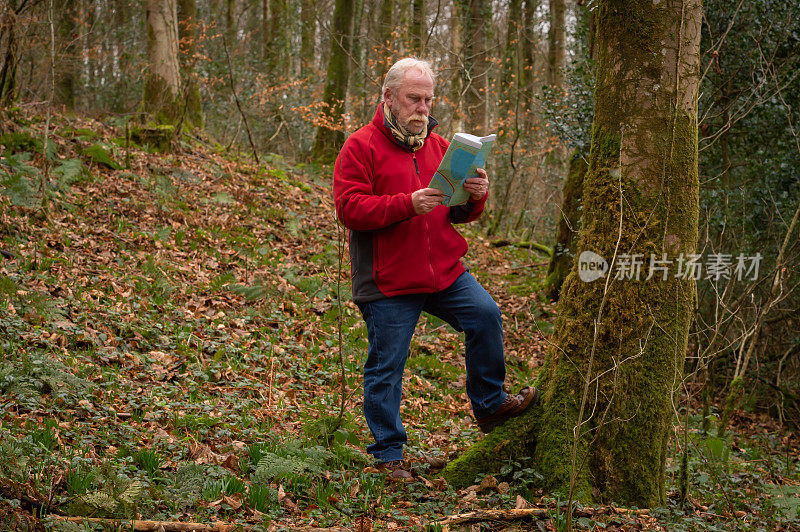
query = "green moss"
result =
(545, 151, 587, 301)
(717, 376, 744, 438)
(441, 404, 543, 489)
(131, 125, 175, 153)
(446, 0, 700, 508)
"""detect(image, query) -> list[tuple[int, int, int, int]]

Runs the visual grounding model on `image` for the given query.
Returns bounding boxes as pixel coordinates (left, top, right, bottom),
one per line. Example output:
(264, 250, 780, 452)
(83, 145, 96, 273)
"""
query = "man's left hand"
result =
(463, 168, 489, 201)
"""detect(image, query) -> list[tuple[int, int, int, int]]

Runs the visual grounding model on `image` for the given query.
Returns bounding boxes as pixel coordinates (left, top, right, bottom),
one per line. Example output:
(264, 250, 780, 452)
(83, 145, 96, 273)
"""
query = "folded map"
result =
(428, 132, 496, 206)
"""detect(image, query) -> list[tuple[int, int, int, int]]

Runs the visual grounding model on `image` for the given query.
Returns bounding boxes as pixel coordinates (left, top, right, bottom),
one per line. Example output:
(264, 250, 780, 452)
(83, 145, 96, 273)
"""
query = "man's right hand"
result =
(411, 188, 444, 215)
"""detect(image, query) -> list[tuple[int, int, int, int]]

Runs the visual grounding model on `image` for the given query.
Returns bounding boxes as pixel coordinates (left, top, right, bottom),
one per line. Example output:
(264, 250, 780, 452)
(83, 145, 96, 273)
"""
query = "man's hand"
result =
(412, 188, 444, 215)
(463, 168, 489, 201)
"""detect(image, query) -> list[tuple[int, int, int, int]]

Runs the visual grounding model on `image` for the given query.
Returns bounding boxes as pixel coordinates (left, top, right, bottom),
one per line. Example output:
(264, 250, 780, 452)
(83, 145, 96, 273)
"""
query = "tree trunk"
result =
(443, 0, 702, 508)
(300, 0, 316, 70)
(448, 0, 464, 135)
(520, 0, 537, 122)
(489, 0, 523, 225)
(0, 0, 19, 108)
(544, 151, 587, 301)
(411, 0, 425, 55)
(177, 0, 203, 129)
(312, 0, 355, 162)
(375, 0, 395, 83)
(55, 0, 79, 109)
(144, 0, 182, 125)
(464, 0, 488, 135)
(226, 0, 235, 45)
(265, 0, 287, 74)
(546, 0, 565, 88)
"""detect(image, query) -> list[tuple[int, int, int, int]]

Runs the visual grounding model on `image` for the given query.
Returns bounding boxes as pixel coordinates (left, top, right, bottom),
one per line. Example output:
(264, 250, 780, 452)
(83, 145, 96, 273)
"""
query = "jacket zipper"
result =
(413, 151, 436, 288)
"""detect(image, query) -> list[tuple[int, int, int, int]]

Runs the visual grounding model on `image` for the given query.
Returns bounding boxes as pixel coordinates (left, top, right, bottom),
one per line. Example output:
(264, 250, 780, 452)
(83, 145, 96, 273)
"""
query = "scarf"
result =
(382, 102, 428, 152)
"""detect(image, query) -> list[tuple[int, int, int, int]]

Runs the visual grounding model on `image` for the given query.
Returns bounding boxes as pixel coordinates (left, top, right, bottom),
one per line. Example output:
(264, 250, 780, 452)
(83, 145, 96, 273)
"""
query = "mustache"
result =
(409, 114, 428, 122)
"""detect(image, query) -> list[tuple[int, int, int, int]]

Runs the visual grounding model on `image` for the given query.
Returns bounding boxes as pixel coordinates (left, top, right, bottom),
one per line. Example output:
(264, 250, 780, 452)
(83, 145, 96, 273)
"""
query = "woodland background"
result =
(1, 0, 799, 530)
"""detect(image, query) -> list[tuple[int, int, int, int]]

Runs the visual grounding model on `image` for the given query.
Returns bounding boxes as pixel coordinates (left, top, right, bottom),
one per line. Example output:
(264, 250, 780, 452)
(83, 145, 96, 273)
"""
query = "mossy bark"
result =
(312, 0, 355, 162)
(716, 376, 743, 437)
(144, 0, 182, 125)
(443, 0, 702, 508)
(545, 151, 587, 301)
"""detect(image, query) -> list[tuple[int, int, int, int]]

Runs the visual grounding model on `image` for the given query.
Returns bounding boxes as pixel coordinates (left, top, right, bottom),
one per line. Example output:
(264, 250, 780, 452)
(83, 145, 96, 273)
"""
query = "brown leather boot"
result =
(375, 460, 413, 481)
(476, 386, 539, 434)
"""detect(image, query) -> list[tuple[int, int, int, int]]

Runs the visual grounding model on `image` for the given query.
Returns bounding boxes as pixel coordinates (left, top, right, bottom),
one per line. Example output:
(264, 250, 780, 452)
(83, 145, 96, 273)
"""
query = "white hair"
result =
(381, 57, 435, 99)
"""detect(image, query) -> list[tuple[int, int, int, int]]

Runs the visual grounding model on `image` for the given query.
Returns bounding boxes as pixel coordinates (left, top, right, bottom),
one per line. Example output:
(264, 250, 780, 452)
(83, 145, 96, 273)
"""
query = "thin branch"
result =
(221, 34, 259, 164)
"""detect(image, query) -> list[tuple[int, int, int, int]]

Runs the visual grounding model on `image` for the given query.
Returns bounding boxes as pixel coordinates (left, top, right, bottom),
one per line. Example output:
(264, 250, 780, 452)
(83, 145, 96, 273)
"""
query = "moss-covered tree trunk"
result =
(544, 151, 587, 301)
(312, 0, 355, 162)
(144, 0, 182, 125)
(443, 0, 702, 508)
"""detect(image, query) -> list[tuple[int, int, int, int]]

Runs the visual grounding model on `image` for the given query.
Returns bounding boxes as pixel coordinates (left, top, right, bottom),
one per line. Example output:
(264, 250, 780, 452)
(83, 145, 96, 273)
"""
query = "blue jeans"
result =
(357, 271, 507, 463)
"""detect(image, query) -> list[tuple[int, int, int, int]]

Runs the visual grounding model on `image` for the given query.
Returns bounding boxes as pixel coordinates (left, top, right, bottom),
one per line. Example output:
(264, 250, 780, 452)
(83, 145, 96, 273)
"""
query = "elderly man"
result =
(333, 57, 537, 480)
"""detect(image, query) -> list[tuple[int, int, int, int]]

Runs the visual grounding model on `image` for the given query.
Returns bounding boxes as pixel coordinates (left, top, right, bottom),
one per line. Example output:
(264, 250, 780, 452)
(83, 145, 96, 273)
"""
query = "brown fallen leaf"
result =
(515, 495, 532, 509)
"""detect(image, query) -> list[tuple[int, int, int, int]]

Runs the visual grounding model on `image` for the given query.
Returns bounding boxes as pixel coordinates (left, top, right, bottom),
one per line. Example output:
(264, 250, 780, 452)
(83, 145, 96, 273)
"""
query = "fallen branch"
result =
(46, 517, 353, 532)
(437, 508, 548, 525)
(47, 517, 242, 531)
(490, 239, 552, 256)
(437, 506, 651, 526)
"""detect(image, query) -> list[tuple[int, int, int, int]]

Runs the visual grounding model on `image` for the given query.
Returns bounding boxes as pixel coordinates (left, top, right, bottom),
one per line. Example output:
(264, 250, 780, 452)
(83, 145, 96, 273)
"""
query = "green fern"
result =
(80, 491, 119, 514)
(77, 478, 144, 518)
(253, 453, 307, 484)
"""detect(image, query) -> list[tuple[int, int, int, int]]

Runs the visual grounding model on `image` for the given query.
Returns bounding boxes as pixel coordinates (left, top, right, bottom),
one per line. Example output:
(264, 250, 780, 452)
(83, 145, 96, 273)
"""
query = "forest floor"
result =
(1, 108, 799, 531)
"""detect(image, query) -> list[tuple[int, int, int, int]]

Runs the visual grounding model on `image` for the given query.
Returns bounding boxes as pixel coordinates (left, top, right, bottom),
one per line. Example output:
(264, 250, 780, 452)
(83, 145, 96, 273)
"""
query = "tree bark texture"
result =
(0, 0, 18, 108)
(374, 0, 395, 83)
(144, 0, 182, 124)
(443, 0, 702, 508)
(545, 151, 587, 301)
(546, 0, 565, 87)
(55, 0, 79, 109)
(300, 0, 316, 69)
(463, 0, 488, 135)
(265, 0, 287, 74)
(177, 0, 203, 129)
(448, 0, 464, 135)
(411, 0, 425, 55)
(521, 0, 537, 120)
(312, 0, 355, 162)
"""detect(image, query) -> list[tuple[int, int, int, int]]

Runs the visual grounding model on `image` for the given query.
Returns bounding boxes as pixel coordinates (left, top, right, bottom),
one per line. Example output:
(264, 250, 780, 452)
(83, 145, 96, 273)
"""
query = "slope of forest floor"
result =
(1, 109, 798, 531)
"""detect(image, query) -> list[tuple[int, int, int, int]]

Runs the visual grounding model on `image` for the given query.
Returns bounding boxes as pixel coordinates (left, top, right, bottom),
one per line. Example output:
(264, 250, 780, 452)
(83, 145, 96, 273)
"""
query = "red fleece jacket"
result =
(333, 105, 487, 302)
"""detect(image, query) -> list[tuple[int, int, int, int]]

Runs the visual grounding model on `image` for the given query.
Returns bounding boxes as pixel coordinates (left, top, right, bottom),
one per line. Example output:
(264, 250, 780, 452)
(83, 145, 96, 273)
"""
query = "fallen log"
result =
(490, 239, 552, 256)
